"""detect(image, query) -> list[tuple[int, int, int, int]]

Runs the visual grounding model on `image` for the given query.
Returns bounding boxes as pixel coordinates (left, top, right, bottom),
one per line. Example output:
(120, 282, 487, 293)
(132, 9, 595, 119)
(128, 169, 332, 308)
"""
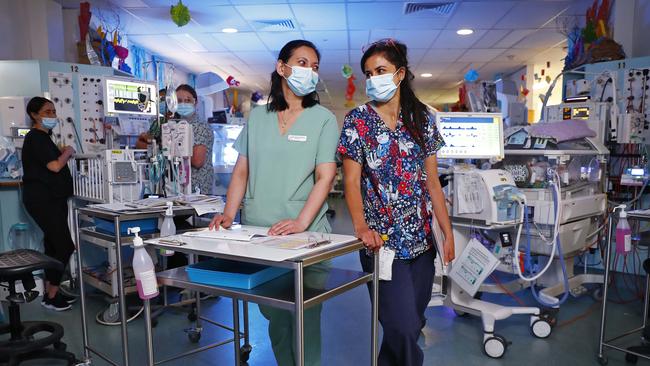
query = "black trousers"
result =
(24, 198, 75, 286)
(360, 248, 436, 366)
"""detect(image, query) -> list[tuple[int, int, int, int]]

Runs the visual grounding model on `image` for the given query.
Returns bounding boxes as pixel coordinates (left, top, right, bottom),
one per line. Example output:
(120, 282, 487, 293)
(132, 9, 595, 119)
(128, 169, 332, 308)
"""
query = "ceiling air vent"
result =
(403, 2, 457, 16)
(253, 19, 295, 31)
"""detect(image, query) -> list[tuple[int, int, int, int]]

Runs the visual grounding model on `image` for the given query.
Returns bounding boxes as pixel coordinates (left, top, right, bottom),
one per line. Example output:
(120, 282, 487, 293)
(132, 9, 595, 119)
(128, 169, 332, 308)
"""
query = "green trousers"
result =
(258, 262, 330, 366)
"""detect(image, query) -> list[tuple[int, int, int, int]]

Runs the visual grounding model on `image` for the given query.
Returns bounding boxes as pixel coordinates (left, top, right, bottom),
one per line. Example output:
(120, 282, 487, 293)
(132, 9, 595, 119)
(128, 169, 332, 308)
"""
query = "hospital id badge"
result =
(379, 247, 395, 281)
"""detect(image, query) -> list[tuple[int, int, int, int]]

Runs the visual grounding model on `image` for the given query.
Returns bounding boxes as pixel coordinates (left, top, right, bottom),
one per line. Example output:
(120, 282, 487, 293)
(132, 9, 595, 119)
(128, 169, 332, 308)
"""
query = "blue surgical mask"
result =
(284, 65, 318, 97)
(159, 101, 166, 115)
(366, 70, 401, 103)
(176, 103, 195, 117)
(41, 117, 58, 130)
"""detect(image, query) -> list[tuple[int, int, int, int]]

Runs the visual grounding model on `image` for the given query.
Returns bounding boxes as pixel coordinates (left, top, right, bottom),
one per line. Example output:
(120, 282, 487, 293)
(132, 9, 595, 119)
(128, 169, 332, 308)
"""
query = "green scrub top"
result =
(234, 105, 339, 233)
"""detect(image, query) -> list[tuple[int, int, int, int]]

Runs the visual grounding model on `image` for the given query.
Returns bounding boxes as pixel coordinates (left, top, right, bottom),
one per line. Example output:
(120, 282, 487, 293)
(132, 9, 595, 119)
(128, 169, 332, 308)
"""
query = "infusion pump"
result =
(161, 120, 193, 157)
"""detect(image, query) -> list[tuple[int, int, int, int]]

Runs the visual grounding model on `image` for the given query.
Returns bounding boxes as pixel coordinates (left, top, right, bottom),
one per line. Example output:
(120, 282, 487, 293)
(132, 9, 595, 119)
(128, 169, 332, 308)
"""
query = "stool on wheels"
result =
(0, 249, 78, 365)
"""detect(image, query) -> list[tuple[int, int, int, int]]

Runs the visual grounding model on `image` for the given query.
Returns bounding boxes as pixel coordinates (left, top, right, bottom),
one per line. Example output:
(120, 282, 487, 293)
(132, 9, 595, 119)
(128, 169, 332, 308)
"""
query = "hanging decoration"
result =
(341, 65, 356, 108)
(251, 91, 264, 104)
(464, 69, 479, 83)
(226, 76, 240, 87)
(558, 0, 624, 70)
(170, 0, 191, 27)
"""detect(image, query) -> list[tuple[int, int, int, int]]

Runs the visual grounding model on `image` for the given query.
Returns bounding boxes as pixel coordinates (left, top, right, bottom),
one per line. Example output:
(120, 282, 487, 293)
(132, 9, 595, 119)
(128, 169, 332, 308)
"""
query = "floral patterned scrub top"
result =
(188, 114, 214, 195)
(337, 103, 445, 259)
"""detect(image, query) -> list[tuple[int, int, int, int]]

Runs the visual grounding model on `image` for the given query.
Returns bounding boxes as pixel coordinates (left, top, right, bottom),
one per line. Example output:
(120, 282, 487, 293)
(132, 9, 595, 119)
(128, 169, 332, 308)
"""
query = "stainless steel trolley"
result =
(597, 210, 650, 365)
(143, 234, 380, 366)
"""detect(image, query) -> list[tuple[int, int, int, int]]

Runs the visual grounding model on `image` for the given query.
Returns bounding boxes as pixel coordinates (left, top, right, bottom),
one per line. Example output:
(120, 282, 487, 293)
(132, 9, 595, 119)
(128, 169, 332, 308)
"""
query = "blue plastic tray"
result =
(186, 259, 291, 289)
(94, 218, 158, 236)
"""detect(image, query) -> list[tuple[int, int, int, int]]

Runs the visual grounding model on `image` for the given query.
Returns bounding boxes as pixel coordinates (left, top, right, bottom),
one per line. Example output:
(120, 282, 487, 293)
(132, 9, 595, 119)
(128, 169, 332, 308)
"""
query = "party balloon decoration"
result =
(464, 69, 479, 82)
(341, 64, 353, 79)
(226, 76, 240, 87)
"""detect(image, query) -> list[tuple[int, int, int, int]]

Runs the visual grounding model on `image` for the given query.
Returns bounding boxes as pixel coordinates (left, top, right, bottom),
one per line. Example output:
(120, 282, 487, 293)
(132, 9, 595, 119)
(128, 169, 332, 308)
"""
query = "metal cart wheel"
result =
(592, 285, 605, 302)
(597, 355, 608, 365)
(240, 344, 252, 362)
(188, 309, 198, 322)
(625, 353, 638, 364)
(531, 318, 553, 339)
(186, 328, 202, 343)
(483, 334, 507, 358)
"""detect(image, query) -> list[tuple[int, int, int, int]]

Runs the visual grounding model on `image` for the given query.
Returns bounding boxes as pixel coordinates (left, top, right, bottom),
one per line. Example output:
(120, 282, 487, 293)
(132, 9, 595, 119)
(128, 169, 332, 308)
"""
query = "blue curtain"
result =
(129, 44, 147, 79)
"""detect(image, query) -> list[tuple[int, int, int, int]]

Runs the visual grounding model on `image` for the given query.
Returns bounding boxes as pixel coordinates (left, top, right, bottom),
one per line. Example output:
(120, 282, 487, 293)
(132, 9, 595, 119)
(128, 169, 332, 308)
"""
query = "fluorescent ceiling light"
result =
(420, 73, 433, 78)
(456, 28, 474, 36)
(222, 28, 238, 33)
(168, 34, 207, 52)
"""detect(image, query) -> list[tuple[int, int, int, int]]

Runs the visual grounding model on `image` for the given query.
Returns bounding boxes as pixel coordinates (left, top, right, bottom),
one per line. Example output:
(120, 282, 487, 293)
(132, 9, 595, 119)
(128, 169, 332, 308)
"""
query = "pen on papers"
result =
(158, 239, 186, 246)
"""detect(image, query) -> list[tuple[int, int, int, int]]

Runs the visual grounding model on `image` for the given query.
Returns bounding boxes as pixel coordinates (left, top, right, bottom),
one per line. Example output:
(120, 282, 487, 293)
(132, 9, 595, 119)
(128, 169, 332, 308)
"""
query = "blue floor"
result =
(4, 198, 650, 365)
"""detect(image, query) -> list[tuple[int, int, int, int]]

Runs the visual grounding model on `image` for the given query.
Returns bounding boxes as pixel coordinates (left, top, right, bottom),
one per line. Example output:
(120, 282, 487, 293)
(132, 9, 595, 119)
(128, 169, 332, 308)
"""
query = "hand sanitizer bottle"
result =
(160, 201, 176, 256)
(616, 205, 632, 254)
(129, 227, 159, 300)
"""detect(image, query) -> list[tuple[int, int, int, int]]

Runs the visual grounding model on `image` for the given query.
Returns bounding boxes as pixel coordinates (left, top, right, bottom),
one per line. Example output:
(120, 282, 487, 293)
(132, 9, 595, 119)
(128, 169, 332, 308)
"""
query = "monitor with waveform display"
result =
(104, 77, 158, 116)
(436, 112, 503, 159)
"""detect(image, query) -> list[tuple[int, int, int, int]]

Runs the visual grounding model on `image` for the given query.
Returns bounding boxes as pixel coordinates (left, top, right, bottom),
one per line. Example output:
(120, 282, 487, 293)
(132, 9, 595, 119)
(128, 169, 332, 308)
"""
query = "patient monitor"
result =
(436, 112, 504, 160)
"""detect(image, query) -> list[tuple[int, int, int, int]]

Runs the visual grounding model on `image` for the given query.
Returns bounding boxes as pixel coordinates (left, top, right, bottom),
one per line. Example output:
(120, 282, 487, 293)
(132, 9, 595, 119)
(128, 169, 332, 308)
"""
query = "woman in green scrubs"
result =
(209, 40, 339, 366)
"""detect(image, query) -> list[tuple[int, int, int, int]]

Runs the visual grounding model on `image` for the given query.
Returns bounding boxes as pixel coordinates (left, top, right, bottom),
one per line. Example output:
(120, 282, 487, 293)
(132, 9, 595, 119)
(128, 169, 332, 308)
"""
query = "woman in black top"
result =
(22, 97, 76, 311)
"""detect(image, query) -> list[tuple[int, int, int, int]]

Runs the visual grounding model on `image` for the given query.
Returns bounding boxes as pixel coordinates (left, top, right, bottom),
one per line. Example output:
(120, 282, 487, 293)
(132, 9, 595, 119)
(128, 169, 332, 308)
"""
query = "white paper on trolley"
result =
(447, 238, 499, 297)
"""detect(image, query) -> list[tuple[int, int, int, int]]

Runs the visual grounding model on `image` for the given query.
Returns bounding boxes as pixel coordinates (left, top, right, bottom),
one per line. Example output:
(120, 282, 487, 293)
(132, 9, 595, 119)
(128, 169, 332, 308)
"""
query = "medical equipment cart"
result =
(144, 230, 379, 366)
(74, 206, 209, 366)
(597, 210, 650, 365)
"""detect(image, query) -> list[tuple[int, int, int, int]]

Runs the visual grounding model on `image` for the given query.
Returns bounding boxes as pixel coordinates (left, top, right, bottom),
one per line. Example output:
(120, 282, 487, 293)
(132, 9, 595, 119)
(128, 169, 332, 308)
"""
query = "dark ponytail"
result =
(360, 39, 428, 148)
(26, 96, 53, 125)
(268, 39, 321, 112)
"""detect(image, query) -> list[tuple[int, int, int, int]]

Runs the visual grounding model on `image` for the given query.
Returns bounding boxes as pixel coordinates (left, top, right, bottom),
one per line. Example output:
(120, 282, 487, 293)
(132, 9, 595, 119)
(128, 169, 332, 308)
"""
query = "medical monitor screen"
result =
(436, 112, 503, 159)
(104, 78, 157, 116)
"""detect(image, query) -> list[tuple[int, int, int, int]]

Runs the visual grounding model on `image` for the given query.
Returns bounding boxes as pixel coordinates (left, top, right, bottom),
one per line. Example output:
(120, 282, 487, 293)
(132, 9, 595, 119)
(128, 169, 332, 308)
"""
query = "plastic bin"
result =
(94, 218, 158, 235)
(186, 258, 290, 289)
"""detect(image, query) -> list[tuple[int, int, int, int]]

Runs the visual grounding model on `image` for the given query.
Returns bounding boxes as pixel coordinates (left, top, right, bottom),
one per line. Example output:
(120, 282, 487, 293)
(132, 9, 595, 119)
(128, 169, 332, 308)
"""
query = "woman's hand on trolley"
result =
(208, 214, 234, 230)
(355, 226, 384, 251)
(62, 145, 75, 157)
(268, 219, 307, 236)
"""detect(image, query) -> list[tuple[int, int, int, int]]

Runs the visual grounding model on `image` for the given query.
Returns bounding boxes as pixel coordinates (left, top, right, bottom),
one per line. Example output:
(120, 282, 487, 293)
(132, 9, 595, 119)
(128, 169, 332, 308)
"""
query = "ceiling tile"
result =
(346, 2, 404, 29)
(493, 29, 536, 48)
(214, 32, 266, 51)
(445, 62, 471, 73)
(109, 0, 149, 7)
(302, 31, 348, 50)
(201, 52, 244, 66)
(431, 30, 484, 49)
(257, 32, 303, 51)
(495, 1, 570, 28)
(395, 30, 440, 49)
(422, 49, 465, 63)
(445, 1, 516, 29)
(369, 29, 395, 41)
(191, 33, 228, 52)
(191, 6, 252, 31)
(512, 29, 567, 49)
(476, 29, 510, 48)
(459, 48, 507, 62)
(229, 0, 288, 4)
(319, 50, 349, 65)
(122, 7, 204, 33)
(235, 51, 276, 65)
(235, 4, 294, 21)
(408, 49, 428, 66)
(349, 30, 370, 52)
(291, 3, 347, 30)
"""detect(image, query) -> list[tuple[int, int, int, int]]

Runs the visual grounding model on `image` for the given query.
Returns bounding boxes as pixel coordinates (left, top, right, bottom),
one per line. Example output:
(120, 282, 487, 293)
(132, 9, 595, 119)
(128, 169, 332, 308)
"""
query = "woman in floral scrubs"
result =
(338, 39, 455, 366)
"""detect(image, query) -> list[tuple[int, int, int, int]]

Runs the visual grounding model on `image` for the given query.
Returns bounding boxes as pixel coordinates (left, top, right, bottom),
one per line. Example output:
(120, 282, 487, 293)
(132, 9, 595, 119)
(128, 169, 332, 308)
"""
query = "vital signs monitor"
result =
(436, 112, 504, 160)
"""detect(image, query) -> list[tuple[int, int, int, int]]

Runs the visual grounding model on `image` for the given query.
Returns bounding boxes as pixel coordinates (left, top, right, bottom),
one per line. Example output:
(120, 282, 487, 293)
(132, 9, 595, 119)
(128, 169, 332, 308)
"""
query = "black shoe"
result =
(41, 293, 72, 311)
(59, 292, 78, 304)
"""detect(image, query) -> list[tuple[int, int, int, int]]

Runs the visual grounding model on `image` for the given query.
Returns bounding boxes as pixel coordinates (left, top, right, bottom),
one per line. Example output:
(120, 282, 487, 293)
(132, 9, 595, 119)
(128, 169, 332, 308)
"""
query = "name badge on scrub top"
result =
(288, 135, 308, 142)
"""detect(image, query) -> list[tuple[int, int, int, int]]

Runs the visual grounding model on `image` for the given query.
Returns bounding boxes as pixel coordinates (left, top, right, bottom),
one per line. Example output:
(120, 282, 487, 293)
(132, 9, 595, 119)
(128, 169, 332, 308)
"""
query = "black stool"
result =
(0, 249, 78, 365)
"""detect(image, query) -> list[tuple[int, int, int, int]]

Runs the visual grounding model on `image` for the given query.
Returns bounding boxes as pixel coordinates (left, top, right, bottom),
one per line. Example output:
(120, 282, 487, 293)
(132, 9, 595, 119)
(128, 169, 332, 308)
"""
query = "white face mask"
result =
(284, 65, 319, 96)
(366, 70, 401, 102)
